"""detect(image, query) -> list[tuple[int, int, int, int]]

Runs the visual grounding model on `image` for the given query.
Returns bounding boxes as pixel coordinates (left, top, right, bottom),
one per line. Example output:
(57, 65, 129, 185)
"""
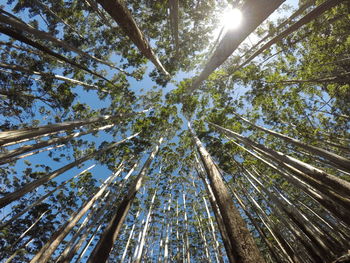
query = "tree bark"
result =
(87, 137, 163, 263)
(233, 113, 350, 172)
(190, 0, 284, 92)
(0, 124, 113, 165)
(96, 0, 169, 76)
(30, 164, 124, 263)
(0, 165, 95, 229)
(0, 112, 134, 146)
(236, 0, 344, 70)
(208, 121, 350, 207)
(0, 133, 139, 208)
(189, 121, 265, 263)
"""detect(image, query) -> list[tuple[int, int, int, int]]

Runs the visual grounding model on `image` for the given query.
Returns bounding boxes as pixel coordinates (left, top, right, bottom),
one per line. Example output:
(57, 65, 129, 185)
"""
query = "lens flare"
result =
(222, 8, 242, 30)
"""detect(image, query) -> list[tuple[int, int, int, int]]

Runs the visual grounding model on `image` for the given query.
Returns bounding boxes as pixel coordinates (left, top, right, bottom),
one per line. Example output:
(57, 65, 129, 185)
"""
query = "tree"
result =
(1, 0, 350, 262)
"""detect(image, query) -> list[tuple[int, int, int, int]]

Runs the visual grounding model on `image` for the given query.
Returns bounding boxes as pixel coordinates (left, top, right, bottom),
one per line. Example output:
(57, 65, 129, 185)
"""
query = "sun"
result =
(222, 7, 243, 30)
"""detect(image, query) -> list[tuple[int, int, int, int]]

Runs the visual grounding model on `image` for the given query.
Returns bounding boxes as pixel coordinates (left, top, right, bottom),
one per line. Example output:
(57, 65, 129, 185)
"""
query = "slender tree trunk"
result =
(55, 190, 112, 263)
(31, 0, 84, 38)
(240, 187, 302, 263)
(193, 205, 210, 261)
(120, 209, 141, 262)
(195, 158, 235, 263)
(10, 210, 48, 249)
(231, 139, 350, 226)
(232, 113, 350, 172)
(231, 189, 284, 263)
(4, 237, 34, 263)
(74, 224, 103, 263)
(0, 61, 102, 90)
(163, 185, 172, 263)
(236, 0, 344, 70)
(189, 121, 265, 263)
(240, 0, 315, 60)
(0, 124, 113, 165)
(169, 0, 179, 55)
(190, 0, 284, 92)
(0, 165, 95, 229)
(208, 121, 350, 208)
(0, 133, 138, 208)
(30, 164, 124, 263)
(0, 112, 134, 146)
(96, 0, 169, 76)
(61, 163, 138, 263)
(87, 137, 163, 263)
(182, 193, 191, 263)
(202, 196, 224, 263)
(133, 188, 158, 263)
(0, 12, 117, 69)
(243, 168, 334, 261)
(0, 25, 111, 83)
(250, 166, 346, 253)
(2, 144, 64, 165)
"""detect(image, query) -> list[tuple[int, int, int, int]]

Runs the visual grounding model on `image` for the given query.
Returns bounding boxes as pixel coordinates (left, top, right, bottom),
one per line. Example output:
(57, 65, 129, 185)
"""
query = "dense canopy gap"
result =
(0, 0, 349, 262)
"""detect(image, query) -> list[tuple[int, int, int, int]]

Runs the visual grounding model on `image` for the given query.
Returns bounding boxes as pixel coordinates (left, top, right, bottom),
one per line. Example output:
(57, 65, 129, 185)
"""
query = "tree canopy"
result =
(0, 0, 349, 262)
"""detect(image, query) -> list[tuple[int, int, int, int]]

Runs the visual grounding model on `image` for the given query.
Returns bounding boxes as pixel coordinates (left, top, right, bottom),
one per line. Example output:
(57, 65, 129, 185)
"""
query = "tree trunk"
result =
(190, 0, 284, 92)
(202, 196, 225, 263)
(239, 0, 315, 60)
(208, 121, 350, 208)
(195, 157, 235, 263)
(0, 112, 134, 146)
(87, 137, 163, 263)
(0, 133, 138, 208)
(189, 121, 265, 263)
(74, 224, 103, 263)
(232, 188, 284, 263)
(237, 0, 344, 70)
(96, 0, 169, 76)
(233, 113, 350, 172)
(0, 62, 101, 91)
(0, 165, 95, 229)
(0, 25, 111, 83)
(2, 144, 64, 165)
(169, 0, 179, 55)
(0, 12, 117, 69)
(182, 193, 191, 263)
(30, 164, 124, 263)
(0, 124, 113, 165)
(243, 168, 334, 261)
(240, 187, 302, 263)
(4, 237, 34, 263)
(133, 188, 157, 263)
(60, 162, 139, 263)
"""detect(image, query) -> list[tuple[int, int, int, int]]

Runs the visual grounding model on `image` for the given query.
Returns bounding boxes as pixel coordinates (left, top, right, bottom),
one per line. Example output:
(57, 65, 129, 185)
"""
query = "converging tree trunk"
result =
(188, 121, 265, 263)
(190, 0, 284, 92)
(87, 137, 163, 263)
(96, 0, 169, 76)
(0, 133, 139, 208)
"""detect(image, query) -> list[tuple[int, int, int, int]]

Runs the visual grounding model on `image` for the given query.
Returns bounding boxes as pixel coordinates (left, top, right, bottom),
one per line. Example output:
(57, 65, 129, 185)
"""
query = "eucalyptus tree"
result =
(2, 0, 350, 262)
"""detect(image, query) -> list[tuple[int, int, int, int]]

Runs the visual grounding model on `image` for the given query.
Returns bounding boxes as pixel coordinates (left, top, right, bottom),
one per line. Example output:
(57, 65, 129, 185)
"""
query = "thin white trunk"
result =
(183, 193, 191, 263)
(0, 124, 114, 164)
(0, 133, 139, 208)
(120, 209, 141, 262)
(0, 165, 95, 229)
(30, 164, 124, 263)
(133, 188, 158, 263)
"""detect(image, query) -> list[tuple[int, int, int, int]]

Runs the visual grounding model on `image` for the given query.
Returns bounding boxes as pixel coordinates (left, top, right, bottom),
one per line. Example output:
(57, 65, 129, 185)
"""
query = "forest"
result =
(0, 0, 349, 262)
